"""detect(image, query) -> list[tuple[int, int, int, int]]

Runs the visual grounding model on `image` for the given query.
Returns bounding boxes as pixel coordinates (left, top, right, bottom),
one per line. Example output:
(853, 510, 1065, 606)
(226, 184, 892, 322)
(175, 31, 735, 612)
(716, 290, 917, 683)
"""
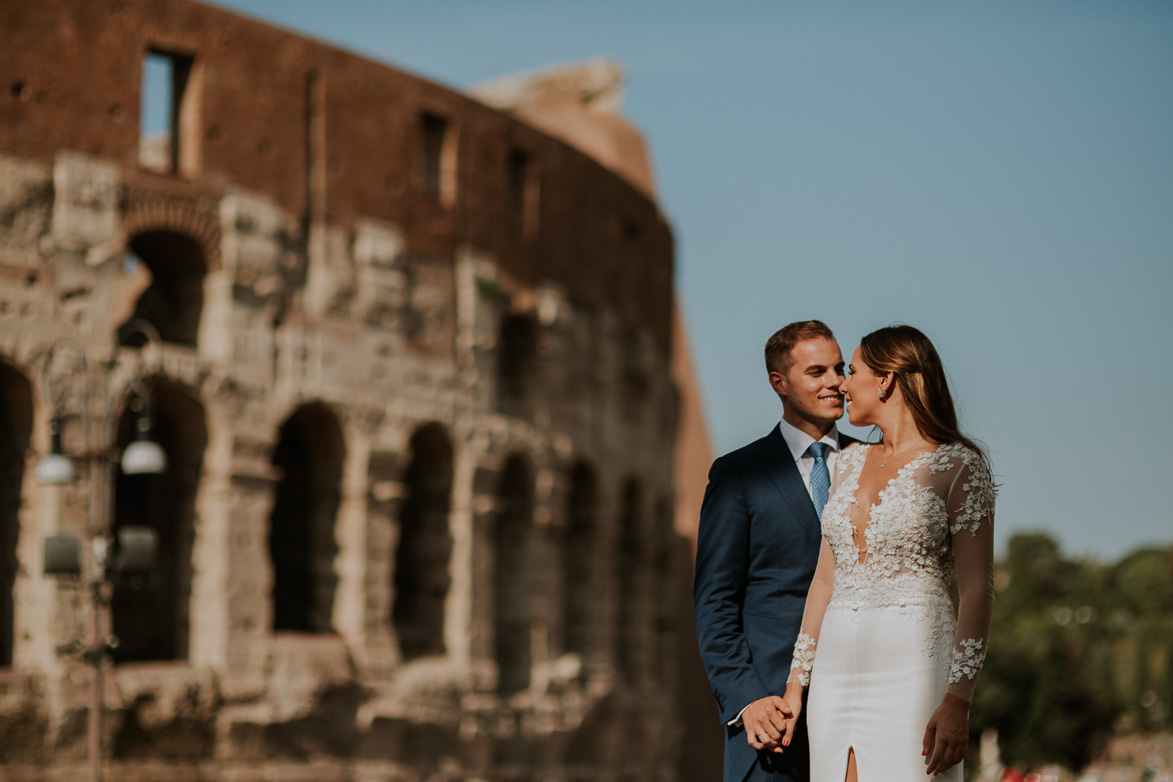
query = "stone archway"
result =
(495, 453, 534, 695)
(497, 313, 539, 418)
(616, 477, 643, 681)
(652, 495, 676, 686)
(116, 230, 207, 348)
(0, 360, 32, 667)
(562, 461, 598, 659)
(392, 422, 454, 660)
(268, 402, 345, 634)
(111, 378, 207, 663)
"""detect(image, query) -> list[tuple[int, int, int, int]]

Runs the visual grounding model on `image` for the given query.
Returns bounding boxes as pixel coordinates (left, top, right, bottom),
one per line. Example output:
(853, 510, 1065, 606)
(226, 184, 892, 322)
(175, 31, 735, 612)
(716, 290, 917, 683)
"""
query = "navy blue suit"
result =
(694, 426, 853, 782)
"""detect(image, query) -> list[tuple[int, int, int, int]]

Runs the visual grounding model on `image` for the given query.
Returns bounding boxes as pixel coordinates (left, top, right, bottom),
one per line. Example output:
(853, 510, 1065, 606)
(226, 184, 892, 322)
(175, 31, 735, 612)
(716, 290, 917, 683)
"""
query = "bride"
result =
(777, 325, 995, 780)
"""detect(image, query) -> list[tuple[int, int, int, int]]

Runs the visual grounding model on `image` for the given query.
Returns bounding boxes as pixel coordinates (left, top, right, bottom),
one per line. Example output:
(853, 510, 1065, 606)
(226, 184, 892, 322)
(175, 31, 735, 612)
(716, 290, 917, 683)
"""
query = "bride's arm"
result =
(777, 445, 855, 750)
(777, 538, 833, 750)
(924, 448, 996, 775)
(945, 450, 996, 702)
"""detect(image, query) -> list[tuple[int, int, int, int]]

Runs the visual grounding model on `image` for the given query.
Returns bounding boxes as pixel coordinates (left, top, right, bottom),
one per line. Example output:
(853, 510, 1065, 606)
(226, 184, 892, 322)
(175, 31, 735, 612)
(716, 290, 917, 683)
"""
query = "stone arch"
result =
(116, 230, 207, 348)
(495, 453, 534, 695)
(497, 312, 539, 417)
(0, 359, 32, 667)
(616, 477, 644, 680)
(121, 195, 220, 271)
(268, 402, 345, 634)
(111, 377, 207, 663)
(652, 495, 676, 686)
(392, 422, 453, 660)
(561, 461, 598, 659)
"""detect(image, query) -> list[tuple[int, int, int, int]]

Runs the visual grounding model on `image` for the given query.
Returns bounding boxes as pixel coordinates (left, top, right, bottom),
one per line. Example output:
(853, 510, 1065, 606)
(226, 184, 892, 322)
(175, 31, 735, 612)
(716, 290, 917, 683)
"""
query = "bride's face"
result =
(841, 347, 881, 426)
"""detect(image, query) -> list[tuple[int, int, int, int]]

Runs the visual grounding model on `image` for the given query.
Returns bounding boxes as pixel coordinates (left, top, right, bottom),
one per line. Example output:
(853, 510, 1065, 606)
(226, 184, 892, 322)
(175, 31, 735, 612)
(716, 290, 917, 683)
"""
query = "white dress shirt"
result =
(778, 417, 843, 499)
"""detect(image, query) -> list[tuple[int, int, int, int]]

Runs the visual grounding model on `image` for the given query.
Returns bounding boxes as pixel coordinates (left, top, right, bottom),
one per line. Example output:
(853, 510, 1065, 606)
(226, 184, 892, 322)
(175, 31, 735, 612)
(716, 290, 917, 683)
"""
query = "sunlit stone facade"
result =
(0, 1, 687, 779)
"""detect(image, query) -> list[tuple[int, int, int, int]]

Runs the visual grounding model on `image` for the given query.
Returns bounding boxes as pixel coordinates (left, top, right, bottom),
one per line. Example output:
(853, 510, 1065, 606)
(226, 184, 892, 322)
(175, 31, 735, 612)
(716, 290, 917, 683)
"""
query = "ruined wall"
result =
(0, 2, 684, 780)
(0, 0, 673, 351)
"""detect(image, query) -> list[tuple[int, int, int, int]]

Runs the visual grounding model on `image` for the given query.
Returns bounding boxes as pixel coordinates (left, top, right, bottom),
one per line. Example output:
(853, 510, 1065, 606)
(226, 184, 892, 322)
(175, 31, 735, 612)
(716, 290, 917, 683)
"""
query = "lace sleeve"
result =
(788, 539, 833, 687)
(790, 630, 818, 687)
(787, 445, 856, 688)
(944, 448, 995, 702)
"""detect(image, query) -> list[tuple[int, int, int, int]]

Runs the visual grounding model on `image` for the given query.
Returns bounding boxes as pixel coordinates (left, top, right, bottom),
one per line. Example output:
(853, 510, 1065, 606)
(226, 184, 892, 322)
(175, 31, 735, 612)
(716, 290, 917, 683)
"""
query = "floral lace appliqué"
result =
(948, 451, 995, 536)
(819, 443, 992, 674)
(948, 638, 987, 683)
(790, 632, 817, 686)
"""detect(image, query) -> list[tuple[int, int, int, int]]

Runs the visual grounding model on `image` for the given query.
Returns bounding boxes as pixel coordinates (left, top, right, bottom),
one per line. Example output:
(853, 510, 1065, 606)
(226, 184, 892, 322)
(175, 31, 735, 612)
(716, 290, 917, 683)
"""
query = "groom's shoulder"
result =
(711, 428, 776, 474)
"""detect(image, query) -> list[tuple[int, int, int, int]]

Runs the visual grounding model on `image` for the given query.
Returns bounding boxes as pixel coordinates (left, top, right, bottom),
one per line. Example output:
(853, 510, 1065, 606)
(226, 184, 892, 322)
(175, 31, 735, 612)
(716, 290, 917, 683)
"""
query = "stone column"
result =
(223, 424, 279, 676)
(332, 413, 372, 661)
(446, 435, 476, 672)
(188, 400, 233, 668)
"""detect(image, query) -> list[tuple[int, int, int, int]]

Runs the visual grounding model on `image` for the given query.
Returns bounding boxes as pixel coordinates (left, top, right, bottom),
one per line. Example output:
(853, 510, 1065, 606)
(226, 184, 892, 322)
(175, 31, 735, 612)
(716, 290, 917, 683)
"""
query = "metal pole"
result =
(84, 322, 157, 782)
(40, 339, 118, 782)
(81, 349, 103, 782)
(88, 576, 102, 782)
(42, 329, 163, 782)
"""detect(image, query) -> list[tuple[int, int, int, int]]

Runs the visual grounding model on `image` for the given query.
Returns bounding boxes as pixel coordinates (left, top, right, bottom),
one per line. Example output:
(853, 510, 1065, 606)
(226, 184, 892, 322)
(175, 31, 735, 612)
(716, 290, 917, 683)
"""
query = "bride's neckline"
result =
(867, 442, 939, 470)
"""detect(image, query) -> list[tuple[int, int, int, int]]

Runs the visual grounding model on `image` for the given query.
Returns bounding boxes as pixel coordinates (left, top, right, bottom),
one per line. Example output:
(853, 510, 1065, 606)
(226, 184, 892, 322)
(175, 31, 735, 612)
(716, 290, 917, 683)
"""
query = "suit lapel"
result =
(757, 426, 822, 548)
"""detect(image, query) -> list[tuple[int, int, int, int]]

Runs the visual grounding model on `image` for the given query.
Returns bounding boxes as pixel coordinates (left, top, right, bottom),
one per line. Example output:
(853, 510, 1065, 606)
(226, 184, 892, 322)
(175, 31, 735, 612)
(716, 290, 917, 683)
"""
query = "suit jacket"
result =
(693, 425, 855, 782)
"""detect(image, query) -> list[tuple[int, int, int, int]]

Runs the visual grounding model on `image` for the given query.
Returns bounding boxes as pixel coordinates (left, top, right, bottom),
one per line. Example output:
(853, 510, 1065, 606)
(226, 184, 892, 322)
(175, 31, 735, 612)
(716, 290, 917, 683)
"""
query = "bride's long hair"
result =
(860, 325, 989, 466)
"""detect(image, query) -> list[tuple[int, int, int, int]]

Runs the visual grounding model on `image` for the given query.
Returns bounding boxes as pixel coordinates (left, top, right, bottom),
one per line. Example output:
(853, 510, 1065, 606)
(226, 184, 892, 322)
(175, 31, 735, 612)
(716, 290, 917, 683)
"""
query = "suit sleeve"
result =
(693, 456, 768, 725)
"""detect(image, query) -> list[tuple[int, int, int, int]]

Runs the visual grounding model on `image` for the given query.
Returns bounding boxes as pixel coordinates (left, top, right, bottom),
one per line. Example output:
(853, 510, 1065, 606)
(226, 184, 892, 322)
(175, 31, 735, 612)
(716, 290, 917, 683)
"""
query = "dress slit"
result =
(842, 746, 856, 782)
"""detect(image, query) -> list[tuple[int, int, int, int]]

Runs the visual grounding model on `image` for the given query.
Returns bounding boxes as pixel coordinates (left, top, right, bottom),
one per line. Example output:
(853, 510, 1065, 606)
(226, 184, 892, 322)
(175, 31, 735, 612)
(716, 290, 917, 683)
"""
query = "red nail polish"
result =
(921, 750, 927, 756)
(782, 739, 790, 747)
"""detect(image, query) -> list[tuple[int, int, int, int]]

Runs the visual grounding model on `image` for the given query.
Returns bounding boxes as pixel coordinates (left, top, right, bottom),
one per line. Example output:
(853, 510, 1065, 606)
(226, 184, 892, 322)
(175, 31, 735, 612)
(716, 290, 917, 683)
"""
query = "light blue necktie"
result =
(808, 442, 831, 518)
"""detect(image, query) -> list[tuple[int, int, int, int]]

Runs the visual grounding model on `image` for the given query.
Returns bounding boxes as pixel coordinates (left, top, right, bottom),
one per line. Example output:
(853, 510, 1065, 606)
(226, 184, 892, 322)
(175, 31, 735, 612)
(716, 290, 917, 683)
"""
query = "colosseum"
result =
(0, 1, 715, 780)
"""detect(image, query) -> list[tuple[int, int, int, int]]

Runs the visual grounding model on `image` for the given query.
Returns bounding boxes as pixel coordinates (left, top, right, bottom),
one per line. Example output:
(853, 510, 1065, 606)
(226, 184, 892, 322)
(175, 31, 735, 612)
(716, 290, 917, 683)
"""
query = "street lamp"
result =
(34, 415, 78, 485)
(120, 384, 167, 476)
(35, 320, 166, 782)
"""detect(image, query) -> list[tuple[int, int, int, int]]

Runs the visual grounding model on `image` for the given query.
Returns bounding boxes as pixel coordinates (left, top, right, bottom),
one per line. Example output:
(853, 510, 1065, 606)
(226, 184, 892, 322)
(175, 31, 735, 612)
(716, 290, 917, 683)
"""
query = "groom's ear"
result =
(769, 371, 788, 399)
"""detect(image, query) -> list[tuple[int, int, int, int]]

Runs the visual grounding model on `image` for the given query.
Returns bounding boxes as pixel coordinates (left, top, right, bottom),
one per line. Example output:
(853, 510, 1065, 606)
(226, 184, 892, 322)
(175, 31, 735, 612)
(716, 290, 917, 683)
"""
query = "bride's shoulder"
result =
(839, 442, 870, 463)
(934, 442, 991, 476)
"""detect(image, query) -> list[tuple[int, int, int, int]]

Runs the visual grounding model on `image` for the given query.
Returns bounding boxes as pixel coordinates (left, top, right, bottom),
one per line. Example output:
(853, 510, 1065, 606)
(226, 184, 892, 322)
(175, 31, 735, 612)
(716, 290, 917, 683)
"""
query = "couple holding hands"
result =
(694, 321, 995, 782)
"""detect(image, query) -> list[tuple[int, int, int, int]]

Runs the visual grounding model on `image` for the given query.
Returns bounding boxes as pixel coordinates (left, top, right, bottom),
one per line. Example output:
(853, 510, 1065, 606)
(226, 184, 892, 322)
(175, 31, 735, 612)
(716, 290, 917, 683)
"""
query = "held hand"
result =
(777, 683, 805, 753)
(922, 693, 970, 776)
(743, 696, 792, 751)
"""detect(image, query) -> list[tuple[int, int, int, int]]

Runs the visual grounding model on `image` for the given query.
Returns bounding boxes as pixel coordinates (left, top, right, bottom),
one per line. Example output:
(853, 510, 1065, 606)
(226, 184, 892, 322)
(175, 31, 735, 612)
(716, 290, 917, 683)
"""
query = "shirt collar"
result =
(778, 417, 841, 463)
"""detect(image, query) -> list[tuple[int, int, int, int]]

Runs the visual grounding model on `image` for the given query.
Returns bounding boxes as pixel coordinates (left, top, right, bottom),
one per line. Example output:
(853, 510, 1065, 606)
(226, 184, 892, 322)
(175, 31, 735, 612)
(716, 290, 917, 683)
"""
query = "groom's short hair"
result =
(765, 320, 836, 374)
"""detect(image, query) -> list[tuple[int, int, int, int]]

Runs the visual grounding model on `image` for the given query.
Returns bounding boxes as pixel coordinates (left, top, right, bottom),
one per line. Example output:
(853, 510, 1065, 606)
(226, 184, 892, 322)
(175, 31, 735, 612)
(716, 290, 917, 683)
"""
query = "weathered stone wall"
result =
(0, 0, 673, 353)
(0, 2, 685, 780)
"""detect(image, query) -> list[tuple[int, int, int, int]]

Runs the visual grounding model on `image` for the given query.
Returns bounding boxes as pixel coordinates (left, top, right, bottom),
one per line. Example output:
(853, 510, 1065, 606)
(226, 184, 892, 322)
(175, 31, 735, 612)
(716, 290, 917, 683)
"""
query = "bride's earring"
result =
(877, 386, 887, 401)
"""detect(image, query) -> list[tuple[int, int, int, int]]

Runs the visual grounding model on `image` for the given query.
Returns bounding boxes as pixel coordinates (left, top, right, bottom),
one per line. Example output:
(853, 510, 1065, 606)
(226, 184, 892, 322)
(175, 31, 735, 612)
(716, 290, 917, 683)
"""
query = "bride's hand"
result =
(922, 693, 969, 775)
(776, 683, 805, 753)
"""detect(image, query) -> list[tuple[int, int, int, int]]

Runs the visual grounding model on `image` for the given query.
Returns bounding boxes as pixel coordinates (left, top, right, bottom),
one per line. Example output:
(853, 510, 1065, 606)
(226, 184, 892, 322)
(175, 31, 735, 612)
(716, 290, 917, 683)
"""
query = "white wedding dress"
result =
(789, 443, 995, 781)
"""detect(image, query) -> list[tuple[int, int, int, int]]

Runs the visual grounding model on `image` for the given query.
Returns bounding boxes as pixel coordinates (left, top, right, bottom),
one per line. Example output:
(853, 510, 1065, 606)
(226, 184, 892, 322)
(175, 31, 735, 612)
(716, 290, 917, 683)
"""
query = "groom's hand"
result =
(743, 696, 791, 751)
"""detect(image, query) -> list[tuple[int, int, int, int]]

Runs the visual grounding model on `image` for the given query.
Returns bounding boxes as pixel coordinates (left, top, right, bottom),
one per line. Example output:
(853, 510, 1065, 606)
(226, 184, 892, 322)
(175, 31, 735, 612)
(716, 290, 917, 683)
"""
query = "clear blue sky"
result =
(209, 0, 1173, 561)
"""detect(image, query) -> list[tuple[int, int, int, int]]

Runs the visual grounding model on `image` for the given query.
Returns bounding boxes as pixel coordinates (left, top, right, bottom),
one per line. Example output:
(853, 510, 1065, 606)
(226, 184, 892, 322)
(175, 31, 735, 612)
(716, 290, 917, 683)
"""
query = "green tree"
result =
(1107, 547, 1173, 732)
(1111, 548, 1173, 618)
(970, 533, 1123, 772)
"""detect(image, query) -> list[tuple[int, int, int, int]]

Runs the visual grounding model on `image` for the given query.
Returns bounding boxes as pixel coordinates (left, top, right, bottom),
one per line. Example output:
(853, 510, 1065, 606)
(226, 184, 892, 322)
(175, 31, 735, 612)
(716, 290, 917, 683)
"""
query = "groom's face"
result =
(771, 337, 846, 431)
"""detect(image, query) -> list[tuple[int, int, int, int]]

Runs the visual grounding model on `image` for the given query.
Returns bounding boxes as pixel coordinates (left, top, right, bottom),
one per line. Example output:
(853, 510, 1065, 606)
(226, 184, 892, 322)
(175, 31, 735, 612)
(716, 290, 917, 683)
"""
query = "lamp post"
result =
(36, 320, 166, 782)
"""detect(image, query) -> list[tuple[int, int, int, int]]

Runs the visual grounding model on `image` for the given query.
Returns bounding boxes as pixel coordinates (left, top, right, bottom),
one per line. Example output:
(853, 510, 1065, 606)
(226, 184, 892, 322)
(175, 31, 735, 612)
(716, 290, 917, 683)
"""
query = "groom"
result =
(694, 320, 851, 782)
